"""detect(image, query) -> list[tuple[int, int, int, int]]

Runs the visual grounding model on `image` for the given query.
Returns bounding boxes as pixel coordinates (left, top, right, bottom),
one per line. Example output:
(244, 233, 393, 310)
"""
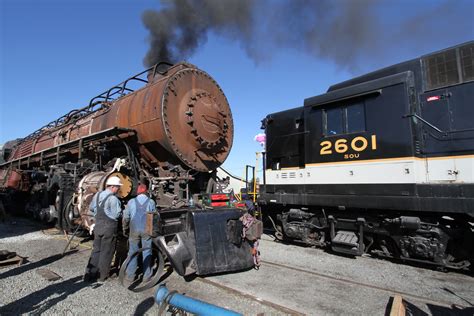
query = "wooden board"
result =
(36, 268, 62, 281)
(0, 255, 25, 268)
(390, 295, 406, 316)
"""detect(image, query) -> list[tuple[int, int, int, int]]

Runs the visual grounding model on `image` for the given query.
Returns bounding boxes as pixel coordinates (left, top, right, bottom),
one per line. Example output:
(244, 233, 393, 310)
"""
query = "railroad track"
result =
(196, 276, 305, 315)
(260, 259, 472, 309)
(47, 228, 473, 312)
(51, 230, 304, 314)
(262, 232, 473, 282)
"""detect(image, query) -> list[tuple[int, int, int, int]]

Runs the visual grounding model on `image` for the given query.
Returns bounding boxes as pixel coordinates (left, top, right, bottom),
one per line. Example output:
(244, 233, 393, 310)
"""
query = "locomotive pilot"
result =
(122, 183, 156, 284)
(84, 176, 123, 282)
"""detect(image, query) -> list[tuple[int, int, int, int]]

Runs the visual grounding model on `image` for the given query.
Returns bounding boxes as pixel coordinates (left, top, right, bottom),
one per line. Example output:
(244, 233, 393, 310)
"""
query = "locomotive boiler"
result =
(0, 62, 257, 277)
(260, 41, 474, 270)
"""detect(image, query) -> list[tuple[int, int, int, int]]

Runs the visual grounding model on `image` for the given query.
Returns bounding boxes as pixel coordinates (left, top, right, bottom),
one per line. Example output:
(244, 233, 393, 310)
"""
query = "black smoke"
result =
(142, 0, 254, 66)
(142, 0, 472, 70)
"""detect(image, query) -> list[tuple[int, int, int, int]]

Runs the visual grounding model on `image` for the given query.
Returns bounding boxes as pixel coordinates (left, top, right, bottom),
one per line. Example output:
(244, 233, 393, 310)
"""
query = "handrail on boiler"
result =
(17, 62, 173, 145)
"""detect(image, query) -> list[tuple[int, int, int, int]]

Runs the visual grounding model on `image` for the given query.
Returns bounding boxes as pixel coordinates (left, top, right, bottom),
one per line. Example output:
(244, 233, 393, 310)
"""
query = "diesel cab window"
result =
(324, 102, 366, 135)
(325, 108, 344, 135)
(346, 103, 365, 133)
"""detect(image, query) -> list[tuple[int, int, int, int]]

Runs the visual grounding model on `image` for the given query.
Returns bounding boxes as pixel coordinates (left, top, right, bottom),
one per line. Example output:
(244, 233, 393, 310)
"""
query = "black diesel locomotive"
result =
(260, 41, 474, 270)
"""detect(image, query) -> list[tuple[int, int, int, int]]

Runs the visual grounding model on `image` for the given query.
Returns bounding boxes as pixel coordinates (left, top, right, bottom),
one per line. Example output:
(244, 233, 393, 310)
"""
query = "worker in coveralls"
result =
(123, 183, 156, 283)
(84, 176, 123, 282)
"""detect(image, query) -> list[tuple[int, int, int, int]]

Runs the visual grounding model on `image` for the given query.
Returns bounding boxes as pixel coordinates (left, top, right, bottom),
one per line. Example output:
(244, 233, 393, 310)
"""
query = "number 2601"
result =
(320, 135, 377, 155)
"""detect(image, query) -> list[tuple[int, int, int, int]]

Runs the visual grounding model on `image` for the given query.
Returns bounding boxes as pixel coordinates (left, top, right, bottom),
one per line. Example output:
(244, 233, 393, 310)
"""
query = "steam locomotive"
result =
(260, 41, 474, 270)
(0, 62, 257, 277)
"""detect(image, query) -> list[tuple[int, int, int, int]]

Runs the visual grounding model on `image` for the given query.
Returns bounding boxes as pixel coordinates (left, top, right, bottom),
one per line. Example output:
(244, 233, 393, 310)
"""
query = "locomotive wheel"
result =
(63, 197, 76, 229)
(62, 196, 86, 236)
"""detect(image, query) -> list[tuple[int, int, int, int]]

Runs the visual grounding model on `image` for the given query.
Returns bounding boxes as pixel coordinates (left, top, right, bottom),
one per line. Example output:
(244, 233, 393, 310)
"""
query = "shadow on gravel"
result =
(406, 301, 474, 316)
(133, 297, 155, 316)
(0, 250, 78, 280)
(427, 305, 474, 316)
(0, 275, 89, 315)
(0, 216, 54, 239)
(385, 297, 474, 316)
(0, 215, 53, 242)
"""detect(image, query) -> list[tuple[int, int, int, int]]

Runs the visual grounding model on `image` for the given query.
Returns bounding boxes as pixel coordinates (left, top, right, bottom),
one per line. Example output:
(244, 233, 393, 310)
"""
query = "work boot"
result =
(96, 279, 106, 285)
(83, 272, 98, 283)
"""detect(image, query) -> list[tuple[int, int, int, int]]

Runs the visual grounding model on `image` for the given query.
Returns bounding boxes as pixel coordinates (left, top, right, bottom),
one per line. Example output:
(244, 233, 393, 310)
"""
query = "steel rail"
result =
(196, 276, 305, 316)
(260, 259, 471, 309)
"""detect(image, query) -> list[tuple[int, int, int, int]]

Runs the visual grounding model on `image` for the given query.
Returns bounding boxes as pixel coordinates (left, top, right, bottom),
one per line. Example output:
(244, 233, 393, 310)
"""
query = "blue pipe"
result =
(155, 285, 242, 316)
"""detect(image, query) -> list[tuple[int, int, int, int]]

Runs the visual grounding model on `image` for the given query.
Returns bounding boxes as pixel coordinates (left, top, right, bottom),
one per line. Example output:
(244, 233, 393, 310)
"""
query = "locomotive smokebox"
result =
(112, 62, 233, 172)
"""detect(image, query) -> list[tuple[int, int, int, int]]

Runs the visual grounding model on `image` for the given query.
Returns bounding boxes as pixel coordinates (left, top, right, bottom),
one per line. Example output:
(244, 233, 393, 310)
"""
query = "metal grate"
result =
(460, 43, 474, 81)
(425, 48, 459, 90)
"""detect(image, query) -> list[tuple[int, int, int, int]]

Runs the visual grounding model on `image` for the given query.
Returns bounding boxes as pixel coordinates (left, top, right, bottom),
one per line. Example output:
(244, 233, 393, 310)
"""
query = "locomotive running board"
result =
(328, 216, 365, 256)
(0, 127, 137, 169)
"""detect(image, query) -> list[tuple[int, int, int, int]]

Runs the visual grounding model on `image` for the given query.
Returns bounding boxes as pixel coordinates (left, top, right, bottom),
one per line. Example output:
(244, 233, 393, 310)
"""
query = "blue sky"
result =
(1, 0, 473, 176)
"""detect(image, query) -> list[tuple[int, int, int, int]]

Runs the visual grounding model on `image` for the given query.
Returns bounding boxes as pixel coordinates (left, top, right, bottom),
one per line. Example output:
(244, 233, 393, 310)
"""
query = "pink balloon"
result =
(254, 133, 266, 146)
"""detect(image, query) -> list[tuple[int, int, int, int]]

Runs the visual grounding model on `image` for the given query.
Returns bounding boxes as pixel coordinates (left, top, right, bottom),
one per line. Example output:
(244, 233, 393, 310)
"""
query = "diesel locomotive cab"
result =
(260, 41, 474, 270)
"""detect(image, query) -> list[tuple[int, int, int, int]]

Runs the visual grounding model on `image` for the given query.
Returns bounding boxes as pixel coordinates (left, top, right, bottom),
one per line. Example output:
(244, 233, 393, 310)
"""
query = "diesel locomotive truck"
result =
(260, 41, 474, 270)
(0, 62, 258, 277)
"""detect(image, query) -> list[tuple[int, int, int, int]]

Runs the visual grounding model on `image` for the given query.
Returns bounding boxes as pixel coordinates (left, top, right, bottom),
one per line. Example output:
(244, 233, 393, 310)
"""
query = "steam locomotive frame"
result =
(0, 62, 256, 277)
(260, 41, 474, 270)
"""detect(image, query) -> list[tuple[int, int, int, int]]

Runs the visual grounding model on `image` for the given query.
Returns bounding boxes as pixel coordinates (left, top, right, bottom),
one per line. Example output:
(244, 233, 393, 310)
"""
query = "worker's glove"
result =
(89, 223, 95, 234)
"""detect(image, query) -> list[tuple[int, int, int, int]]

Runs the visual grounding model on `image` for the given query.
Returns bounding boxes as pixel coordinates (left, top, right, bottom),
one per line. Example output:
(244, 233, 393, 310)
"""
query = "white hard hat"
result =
(106, 176, 123, 186)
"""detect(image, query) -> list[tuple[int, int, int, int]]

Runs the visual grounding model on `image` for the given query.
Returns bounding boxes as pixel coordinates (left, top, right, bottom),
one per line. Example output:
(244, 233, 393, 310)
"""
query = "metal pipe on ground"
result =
(155, 285, 242, 316)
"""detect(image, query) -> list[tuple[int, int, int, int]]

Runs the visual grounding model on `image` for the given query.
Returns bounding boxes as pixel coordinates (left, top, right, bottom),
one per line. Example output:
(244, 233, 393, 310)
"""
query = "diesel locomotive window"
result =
(324, 102, 365, 135)
(325, 108, 344, 135)
(346, 103, 365, 133)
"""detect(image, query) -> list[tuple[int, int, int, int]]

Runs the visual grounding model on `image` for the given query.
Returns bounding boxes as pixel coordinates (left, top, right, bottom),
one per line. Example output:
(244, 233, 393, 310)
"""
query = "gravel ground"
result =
(1, 216, 473, 315)
(0, 217, 284, 315)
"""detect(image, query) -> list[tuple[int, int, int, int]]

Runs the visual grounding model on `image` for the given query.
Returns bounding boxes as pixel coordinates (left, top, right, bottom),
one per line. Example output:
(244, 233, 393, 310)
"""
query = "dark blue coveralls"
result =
(84, 190, 121, 282)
